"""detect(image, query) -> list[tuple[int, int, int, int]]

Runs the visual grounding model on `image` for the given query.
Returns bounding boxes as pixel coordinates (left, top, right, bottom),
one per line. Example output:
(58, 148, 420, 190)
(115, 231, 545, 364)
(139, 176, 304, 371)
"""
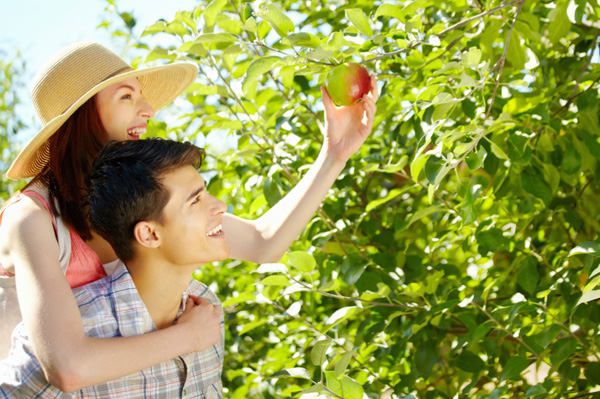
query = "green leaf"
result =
(460, 185, 477, 225)
(262, 174, 284, 206)
(456, 72, 477, 88)
(203, 0, 227, 31)
(569, 242, 600, 257)
(242, 56, 282, 94)
(222, 292, 255, 307)
(521, 166, 552, 206)
(141, 21, 168, 37)
(186, 83, 224, 96)
(506, 31, 526, 70)
(500, 356, 529, 381)
(145, 48, 176, 62)
(310, 339, 333, 366)
(525, 384, 547, 397)
(324, 371, 364, 399)
(256, 4, 294, 37)
(517, 256, 539, 294)
(335, 349, 356, 378)
(548, 1, 572, 45)
(549, 338, 577, 367)
(415, 342, 439, 378)
(282, 32, 321, 48)
(584, 362, 600, 384)
(410, 153, 430, 181)
(455, 350, 485, 373)
(490, 142, 508, 160)
(533, 324, 562, 349)
(432, 92, 455, 105)
(374, 4, 403, 20)
(175, 11, 196, 32)
(477, 228, 509, 254)
(462, 47, 482, 68)
(239, 319, 267, 335)
(271, 367, 311, 380)
(297, 384, 326, 395)
(561, 144, 581, 174)
(346, 8, 373, 37)
(326, 306, 358, 326)
(242, 3, 253, 22)
(406, 206, 445, 229)
(424, 156, 444, 184)
(259, 275, 290, 286)
(577, 290, 600, 305)
(466, 146, 487, 170)
(287, 251, 316, 273)
(366, 187, 408, 212)
(194, 32, 238, 43)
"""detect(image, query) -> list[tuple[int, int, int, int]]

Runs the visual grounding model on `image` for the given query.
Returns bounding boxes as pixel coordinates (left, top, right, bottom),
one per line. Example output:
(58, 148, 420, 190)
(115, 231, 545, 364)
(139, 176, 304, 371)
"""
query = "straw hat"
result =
(7, 41, 198, 180)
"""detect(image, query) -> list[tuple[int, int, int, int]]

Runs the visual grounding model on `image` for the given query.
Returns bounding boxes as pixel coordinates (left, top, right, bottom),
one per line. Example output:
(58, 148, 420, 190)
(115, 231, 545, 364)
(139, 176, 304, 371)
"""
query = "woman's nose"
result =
(139, 98, 155, 119)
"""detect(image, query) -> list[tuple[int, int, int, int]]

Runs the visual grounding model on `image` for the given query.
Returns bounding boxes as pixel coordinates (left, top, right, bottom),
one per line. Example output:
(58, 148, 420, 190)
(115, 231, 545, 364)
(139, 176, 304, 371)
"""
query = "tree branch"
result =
(289, 275, 423, 310)
(556, 28, 600, 115)
(437, 0, 523, 37)
(485, 0, 525, 119)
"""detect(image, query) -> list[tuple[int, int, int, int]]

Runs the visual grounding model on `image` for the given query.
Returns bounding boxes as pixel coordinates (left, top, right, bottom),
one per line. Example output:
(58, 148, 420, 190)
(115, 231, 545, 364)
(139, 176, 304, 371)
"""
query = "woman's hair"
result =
(31, 96, 108, 240)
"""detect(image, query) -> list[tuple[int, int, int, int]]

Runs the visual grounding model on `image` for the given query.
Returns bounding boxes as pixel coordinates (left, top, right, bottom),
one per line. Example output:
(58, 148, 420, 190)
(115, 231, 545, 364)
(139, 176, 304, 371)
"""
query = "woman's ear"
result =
(133, 221, 161, 249)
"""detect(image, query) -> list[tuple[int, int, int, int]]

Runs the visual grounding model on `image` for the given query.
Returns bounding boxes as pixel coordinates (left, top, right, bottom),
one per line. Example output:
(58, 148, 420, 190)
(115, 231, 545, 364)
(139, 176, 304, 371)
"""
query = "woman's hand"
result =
(176, 295, 222, 352)
(321, 75, 379, 163)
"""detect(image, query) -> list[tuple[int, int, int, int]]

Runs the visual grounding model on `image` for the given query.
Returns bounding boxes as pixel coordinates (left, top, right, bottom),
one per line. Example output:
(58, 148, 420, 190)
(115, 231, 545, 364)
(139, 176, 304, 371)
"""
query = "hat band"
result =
(104, 66, 135, 80)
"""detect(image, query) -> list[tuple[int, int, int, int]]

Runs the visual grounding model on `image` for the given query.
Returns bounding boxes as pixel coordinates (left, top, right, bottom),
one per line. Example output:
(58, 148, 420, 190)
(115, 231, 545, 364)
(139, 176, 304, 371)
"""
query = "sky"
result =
(1, 0, 198, 79)
(0, 0, 198, 141)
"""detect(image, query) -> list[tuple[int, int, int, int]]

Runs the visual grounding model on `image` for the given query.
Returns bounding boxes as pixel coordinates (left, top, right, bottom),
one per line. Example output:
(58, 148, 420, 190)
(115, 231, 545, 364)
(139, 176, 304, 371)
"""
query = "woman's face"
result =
(95, 78, 155, 141)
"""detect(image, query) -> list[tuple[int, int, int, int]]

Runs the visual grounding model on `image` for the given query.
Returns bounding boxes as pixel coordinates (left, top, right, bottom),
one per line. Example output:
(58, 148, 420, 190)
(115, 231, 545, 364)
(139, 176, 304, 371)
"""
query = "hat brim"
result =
(7, 62, 198, 180)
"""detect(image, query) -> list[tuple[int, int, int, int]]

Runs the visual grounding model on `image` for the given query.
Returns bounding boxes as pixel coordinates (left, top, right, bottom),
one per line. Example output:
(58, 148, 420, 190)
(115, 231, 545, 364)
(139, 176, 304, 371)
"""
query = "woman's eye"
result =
(121, 94, 132, 100)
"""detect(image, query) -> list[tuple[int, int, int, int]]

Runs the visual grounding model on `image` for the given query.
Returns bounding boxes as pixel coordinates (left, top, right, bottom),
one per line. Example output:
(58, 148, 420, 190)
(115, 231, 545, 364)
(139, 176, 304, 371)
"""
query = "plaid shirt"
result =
(0, 262, 224, 398)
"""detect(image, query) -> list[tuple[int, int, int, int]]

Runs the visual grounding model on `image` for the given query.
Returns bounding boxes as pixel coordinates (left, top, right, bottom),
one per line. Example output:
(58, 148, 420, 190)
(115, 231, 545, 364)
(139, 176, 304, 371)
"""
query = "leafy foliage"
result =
(0, 52, 28, 199)
(104, 0, 600, 397)
(10, 0, 600, 397)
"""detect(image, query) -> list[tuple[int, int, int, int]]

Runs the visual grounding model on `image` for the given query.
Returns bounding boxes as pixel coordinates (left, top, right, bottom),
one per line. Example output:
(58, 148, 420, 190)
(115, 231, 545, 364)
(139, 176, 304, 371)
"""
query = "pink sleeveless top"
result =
(0, 190, 107, 288)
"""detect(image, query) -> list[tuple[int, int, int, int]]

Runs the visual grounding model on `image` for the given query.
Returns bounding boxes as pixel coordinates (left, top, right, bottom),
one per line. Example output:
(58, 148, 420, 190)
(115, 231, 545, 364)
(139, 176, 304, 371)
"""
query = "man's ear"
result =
(133, 221, 161, 249)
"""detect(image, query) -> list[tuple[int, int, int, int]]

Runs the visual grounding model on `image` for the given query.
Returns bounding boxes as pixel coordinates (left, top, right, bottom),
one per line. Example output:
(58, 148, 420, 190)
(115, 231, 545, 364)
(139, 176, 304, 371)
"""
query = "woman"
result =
(0, 41, 377, 391)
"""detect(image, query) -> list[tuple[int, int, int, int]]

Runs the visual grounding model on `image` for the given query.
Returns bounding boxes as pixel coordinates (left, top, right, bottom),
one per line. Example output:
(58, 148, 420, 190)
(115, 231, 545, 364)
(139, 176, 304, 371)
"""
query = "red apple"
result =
(325, 62, 371, 106)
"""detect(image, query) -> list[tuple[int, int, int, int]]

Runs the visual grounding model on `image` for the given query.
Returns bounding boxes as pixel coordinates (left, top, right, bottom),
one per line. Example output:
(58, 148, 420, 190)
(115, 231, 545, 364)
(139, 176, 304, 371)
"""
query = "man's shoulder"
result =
(72, 261, 128, 310)
(72, 271, 114, 305)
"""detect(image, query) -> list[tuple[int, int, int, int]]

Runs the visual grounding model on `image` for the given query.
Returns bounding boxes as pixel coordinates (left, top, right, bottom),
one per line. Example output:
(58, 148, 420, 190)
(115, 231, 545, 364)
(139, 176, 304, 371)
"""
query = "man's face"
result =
(155, 165, 229, 266)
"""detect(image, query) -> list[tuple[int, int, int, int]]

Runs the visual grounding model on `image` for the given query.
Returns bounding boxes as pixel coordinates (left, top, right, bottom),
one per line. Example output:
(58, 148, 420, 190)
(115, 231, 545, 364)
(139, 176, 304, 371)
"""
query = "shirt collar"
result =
(108, 261, 156, 336)
(108, 261, 195, 336)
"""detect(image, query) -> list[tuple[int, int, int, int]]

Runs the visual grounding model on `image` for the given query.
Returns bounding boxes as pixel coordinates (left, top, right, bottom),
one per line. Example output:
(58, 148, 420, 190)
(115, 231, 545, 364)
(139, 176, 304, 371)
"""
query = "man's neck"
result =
(125, 257, 196, 330)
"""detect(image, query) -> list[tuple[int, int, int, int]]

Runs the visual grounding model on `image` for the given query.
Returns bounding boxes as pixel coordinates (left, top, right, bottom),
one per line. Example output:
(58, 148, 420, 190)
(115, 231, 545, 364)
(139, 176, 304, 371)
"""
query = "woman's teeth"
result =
(128, 127, 146, 136)
(206, 225, 223, 237)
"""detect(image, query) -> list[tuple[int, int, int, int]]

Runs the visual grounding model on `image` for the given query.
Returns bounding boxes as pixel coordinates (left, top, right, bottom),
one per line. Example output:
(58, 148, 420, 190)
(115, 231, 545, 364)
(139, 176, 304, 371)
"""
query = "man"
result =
(1, 138, 227, 398)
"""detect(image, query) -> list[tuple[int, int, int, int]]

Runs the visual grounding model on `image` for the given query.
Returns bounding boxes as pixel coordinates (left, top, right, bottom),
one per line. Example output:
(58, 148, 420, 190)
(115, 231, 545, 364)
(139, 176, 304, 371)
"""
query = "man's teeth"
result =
(206, 225, 223, 237)
(128, 127, 146, 135)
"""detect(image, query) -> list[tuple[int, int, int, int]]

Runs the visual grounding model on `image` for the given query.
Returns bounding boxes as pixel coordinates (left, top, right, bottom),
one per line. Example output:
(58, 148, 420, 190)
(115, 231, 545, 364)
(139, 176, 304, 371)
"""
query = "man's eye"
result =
(192, 196, 201, 204)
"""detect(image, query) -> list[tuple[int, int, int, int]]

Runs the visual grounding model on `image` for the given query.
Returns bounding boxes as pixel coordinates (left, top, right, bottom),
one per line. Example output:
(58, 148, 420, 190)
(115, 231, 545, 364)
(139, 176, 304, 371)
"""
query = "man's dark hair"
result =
(86, 138, 205, 262)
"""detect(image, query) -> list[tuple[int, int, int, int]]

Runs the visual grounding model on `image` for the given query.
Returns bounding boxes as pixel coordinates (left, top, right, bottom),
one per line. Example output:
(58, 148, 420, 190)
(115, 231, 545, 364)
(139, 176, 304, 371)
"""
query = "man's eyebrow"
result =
(185, 184, 205, 202)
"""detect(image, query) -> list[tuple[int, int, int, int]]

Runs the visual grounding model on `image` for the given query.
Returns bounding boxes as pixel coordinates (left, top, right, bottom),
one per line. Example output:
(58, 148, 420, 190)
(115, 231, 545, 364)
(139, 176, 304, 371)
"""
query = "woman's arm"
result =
(224, 78, 378, 264)
(2, 198, 212, 392)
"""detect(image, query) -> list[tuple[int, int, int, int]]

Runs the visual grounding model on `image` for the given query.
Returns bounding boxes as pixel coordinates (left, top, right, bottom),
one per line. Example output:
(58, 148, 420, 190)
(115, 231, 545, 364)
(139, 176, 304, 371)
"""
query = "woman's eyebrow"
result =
(116, 84, 136, 92)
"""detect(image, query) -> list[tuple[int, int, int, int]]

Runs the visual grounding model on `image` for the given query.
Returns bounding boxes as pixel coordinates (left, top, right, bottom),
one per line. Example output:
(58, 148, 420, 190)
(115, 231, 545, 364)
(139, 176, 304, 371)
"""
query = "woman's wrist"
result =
(169, 323, 196, 355)
(317, 146, 348, 174)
